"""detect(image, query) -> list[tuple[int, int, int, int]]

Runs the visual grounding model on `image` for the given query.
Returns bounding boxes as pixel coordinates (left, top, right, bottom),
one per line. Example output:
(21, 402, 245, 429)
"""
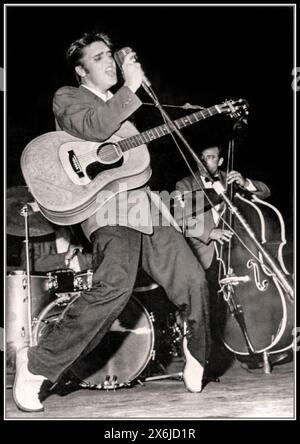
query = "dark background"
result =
(5, 4, 295, 264)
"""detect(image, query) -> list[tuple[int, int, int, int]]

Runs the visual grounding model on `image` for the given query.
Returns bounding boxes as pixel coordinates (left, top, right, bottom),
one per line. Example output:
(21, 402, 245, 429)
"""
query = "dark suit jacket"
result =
(53, 84, 142, 143)
(176, 170, 271, 270)
(53, 84, 154, 237)
(53, 84, 180, 239)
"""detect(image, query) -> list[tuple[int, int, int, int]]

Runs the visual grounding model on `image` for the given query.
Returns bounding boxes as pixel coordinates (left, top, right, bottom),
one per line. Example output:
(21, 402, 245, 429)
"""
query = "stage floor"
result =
(5, 355, 295, 420)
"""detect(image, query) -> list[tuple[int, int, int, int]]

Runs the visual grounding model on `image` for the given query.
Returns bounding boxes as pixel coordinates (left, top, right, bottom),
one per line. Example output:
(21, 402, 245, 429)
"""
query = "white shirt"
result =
(200, 176, 223, 224)
(82, 84, 113, 102)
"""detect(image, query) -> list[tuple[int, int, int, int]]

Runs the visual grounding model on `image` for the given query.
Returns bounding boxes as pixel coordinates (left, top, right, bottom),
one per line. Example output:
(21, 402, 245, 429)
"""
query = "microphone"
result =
(114, 46, 152, 88)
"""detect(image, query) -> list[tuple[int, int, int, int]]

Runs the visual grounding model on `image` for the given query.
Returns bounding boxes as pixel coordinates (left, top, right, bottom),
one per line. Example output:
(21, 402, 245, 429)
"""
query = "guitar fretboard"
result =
(118, 105, 221, 152)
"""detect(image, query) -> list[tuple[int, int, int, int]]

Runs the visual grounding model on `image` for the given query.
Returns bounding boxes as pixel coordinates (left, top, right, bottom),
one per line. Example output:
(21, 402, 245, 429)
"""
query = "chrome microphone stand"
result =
(142, 102, 205, 110)
(140, 82, 203, 384)
(142, 81, 213, 174)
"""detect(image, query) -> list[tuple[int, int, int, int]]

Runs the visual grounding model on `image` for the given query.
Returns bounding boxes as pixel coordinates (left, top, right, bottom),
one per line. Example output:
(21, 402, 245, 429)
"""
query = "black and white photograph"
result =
(3, 3, 296, 422)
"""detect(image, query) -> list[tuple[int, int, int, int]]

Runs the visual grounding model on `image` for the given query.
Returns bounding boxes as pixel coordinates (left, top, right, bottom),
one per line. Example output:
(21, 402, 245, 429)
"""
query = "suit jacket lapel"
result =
(191, 171, 204, 191)
(79, 84, 106, 103)
(219, 170, 227, 187)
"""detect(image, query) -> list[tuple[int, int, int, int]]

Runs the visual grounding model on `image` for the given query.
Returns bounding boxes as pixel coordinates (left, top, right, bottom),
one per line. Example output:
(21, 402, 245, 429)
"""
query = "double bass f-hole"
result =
(247, 259, 268, 291)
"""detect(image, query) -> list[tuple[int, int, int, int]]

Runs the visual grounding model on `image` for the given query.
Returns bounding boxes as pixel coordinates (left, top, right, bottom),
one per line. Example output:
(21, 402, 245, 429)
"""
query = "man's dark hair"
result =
(66, 31, 113, 83)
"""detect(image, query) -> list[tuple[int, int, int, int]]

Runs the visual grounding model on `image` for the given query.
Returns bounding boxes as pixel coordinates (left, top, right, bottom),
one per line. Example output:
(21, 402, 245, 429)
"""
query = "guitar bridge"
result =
(68, 150, 84, 178)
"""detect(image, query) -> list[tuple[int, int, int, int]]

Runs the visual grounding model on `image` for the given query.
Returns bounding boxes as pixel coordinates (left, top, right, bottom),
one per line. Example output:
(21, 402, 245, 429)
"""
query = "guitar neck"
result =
(118, 105, 221, 152)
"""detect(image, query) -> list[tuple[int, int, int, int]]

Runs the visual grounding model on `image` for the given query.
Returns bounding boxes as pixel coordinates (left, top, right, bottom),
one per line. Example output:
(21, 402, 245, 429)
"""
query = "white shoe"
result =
(13, 347, 47, 412)
(182, 336, 204, 393)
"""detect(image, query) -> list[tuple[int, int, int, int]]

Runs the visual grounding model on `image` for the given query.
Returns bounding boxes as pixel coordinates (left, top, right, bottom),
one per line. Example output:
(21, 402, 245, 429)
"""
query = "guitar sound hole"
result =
(97, 143, 122, 163)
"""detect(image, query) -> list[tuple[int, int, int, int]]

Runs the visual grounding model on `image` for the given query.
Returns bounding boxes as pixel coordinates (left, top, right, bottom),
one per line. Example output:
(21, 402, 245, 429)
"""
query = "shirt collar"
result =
(81, 84, 113, 102)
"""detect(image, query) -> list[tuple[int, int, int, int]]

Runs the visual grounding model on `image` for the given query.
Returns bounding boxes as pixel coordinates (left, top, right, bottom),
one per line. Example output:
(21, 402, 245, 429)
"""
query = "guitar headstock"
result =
(219, 98, 249, 119)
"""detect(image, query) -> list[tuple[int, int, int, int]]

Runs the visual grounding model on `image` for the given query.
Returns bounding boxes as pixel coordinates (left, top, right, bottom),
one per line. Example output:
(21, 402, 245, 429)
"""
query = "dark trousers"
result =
(28, 224, 211, 382)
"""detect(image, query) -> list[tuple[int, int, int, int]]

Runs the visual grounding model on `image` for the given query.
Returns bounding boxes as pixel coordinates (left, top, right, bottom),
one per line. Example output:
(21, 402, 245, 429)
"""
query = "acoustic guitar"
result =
(21, 99, 248, 225)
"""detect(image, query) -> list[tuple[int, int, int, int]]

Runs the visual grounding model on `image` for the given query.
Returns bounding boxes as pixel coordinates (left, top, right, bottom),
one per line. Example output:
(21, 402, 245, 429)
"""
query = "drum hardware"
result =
(79, 374, 121, 391)
(22, 278, 27, 290)
(143, 372, 183, 382)
(163, 312, 184, 359)
(20, 204, 33, 346)
(105, 375, 118, 389)
(150, 349, 156, 361)
(262, 351, 272, 374)
(46, 272, 58, 290)
(31, 317, 39, 332)
(143, 319, 186, 384)
(55, 292, 80, 300)
(149, 312, 155, 323)
(73, 269, 93, 292)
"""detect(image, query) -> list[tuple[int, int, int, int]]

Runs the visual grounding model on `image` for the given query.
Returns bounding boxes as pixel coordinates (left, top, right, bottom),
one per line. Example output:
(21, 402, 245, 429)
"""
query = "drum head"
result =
(72, 296, 155, 388)
(35, 296, 155, 389)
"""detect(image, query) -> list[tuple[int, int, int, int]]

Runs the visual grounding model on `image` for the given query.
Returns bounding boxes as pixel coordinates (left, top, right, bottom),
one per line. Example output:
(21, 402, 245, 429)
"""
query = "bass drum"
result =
(33, 294, 155, 389)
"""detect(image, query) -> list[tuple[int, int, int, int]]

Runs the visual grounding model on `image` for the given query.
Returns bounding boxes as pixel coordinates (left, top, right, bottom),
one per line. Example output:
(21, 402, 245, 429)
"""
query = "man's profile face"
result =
(199, 146, 223, 176)
(77, 41, 117, 92)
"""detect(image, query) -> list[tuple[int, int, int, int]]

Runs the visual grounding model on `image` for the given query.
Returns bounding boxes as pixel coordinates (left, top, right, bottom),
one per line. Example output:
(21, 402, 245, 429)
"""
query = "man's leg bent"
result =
(141, 225, 211, 367)
(28, 226, 142, 383)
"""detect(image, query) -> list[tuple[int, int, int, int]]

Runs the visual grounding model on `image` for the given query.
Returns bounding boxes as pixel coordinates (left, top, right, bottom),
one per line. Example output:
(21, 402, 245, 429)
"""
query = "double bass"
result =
(213, 141, 294, 372)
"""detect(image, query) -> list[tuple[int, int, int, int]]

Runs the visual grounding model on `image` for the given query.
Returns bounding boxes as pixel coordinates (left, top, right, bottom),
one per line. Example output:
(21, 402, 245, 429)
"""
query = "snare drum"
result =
(33, 295, 155, 389)
(5, 270, 56, 350)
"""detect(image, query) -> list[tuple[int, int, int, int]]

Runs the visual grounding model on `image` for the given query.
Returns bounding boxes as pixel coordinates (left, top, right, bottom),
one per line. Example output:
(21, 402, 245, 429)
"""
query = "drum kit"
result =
(6, 186, 184, 390)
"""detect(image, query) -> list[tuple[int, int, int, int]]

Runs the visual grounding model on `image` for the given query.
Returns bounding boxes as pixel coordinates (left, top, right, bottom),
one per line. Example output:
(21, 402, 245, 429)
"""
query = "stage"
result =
(5, 354, 294, 420)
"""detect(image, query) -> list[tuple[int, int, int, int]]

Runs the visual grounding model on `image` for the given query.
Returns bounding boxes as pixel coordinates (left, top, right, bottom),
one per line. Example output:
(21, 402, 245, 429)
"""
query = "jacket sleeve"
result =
(53, 85, 142, 142)
(192, 210, 215, 245)
(175, 177, 193, 193)
(248, 179, 271, 200)
(77, 252, 93, 270)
